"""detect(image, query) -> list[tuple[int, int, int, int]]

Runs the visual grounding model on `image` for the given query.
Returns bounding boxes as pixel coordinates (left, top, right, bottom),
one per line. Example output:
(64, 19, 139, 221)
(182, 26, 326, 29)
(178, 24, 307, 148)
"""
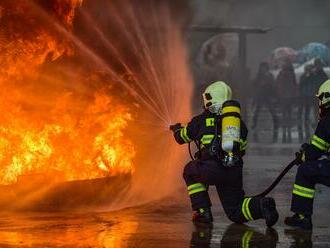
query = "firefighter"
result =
(170, 81, 279, 226)
(285, 79, 330, 230)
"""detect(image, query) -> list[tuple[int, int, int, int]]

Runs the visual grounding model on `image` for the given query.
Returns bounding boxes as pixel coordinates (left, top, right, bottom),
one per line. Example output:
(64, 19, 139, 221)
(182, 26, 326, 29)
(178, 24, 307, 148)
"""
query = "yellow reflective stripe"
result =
(312, 135, 330, 147)
(206, 118, 215, 127)
(200, 134, 214, 145)
(293, 184, 315, 199)
(242, 230, 254, 248)
(222, 106, 240, 114)
(189, 188, 207, 195)
(311, 135, 330, 151)
(242, 198, 249, 221)
(293, 190, 314, 199)
(180, 128, 186, 142)
(246, 198, 253, 220)
(311, 140, 328, 151)
(242, 198, 253, 221)
(294, 184, 315, 193)
(240, 139, 248, 151)
(311, 140, 326, 151)
(187, 183, 207, 195)
(188, 183, 205, 190)
(180, 127, 191, 143)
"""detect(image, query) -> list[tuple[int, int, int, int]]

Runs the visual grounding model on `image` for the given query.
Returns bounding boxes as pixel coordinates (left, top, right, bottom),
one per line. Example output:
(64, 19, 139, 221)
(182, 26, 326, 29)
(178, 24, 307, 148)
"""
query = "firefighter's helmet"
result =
(202, 81, 232, 114)
(317, 79, 330, 109)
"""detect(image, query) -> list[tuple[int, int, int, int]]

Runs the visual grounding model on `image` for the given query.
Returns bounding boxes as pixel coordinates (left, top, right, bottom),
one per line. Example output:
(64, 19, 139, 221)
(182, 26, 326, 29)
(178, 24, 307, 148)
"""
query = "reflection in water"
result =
(98, 221, 139, 248)
(190, 224, 279, 248)
(285, 229, 313, 248)
(0, 212, 139, 247)
(190, 224, 214, 247)
(221, 224, 278, 248)
(0, 211, 316, 247)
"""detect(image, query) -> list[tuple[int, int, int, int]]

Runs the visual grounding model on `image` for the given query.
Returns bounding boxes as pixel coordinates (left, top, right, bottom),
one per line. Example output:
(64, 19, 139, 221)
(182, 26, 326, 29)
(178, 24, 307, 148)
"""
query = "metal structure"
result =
(190, 25, 271, 69)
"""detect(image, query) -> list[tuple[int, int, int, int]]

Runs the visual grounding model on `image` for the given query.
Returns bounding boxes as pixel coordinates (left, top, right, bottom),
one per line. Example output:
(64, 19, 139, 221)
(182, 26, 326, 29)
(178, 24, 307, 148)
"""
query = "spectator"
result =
(252, 62, 279, 142)
(312, 58, 328, 92)
(276, 59, 297, 143)
(298, 64, 314, 142)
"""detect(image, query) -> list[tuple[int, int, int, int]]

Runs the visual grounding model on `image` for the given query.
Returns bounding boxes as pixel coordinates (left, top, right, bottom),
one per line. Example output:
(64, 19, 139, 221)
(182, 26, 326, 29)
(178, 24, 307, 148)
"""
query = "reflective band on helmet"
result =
(292, 184, 315, 199)
(200, 134, 214, 145)
(187, 183, 207, 195)
(242, 198, 253, 221)
(242, 230, 254, 248)
(180, 127, 192, 143)
(311, 135, 330, 151)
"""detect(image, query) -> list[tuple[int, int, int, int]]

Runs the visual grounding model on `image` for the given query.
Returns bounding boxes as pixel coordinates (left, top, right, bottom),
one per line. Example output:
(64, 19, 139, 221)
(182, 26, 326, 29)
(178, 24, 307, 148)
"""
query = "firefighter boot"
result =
(284, 214, 313, 230)
(260, 197, 279, 227)
(192, 208, 213, 224)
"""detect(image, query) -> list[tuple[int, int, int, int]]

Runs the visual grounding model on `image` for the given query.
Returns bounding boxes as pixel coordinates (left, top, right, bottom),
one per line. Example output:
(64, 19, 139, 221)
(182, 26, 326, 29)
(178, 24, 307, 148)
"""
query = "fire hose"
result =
(251, 159, 298, 197)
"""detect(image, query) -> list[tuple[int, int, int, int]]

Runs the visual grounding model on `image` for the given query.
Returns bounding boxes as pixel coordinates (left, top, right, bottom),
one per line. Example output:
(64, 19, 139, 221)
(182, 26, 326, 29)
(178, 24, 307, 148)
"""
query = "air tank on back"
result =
(221, 100, 241, 166)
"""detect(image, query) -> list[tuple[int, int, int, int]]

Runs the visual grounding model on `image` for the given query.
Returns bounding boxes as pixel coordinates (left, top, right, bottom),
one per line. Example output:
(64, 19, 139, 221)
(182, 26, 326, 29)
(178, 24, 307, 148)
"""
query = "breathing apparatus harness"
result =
(189, 100, 242, 168)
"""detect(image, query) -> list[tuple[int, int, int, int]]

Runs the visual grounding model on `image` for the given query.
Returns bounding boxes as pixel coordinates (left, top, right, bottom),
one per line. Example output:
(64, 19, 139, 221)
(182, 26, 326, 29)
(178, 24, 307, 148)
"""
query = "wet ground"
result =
(0, 145, 330, 247)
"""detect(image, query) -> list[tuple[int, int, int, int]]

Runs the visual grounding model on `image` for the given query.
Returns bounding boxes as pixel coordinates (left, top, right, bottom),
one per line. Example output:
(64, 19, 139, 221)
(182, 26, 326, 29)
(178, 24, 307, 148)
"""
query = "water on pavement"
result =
(0, 145, 330, 247)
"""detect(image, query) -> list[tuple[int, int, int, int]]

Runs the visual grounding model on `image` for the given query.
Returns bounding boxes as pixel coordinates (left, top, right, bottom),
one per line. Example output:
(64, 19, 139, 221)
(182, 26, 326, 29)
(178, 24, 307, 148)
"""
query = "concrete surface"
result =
(0, 148, 329, 247)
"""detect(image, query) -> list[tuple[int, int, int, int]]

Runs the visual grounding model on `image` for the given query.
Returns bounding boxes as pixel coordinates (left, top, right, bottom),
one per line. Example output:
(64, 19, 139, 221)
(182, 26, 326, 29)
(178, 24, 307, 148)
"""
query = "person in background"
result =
(312, 58, 328, 90)
(276, 59, 297, 143)
(252, 62, 279, 142)
(298, 64, 315, 142)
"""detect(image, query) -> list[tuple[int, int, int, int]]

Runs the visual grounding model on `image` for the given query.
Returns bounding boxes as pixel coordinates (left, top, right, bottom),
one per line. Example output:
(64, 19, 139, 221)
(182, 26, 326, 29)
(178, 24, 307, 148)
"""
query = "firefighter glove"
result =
(295, 143, 308, 164)
(169, 123, 182, 132)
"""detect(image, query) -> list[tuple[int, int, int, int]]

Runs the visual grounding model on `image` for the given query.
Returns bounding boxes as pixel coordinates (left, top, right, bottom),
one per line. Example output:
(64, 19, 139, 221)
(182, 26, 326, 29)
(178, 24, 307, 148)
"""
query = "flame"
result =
(0, 0, 136, 185)
(0, 92, 135, 185)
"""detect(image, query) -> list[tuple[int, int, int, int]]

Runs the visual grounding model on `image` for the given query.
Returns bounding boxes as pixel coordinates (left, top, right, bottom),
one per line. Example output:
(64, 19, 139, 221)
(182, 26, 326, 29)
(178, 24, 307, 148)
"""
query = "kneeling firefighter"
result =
(170, 81, 279, 226)
(285, 79, 330, 230)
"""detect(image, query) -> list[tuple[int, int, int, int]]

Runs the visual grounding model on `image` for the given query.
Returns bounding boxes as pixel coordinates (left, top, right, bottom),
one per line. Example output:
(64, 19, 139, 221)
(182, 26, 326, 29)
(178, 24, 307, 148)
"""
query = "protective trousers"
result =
(291, 158, 330, 215)
(183, 159, 263, 223)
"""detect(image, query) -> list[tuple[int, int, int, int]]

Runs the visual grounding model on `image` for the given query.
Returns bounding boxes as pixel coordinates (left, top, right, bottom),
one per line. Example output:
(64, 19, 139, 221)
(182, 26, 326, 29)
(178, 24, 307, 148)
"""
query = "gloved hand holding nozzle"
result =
(169, 123, 182, 132)
(295, 143, 309, 165)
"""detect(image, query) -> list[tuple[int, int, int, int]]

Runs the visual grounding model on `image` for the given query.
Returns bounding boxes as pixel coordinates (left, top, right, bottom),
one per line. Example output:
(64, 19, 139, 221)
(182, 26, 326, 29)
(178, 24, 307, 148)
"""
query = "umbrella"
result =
(298, 42, 330, 65)
(270, 47, 297, 69)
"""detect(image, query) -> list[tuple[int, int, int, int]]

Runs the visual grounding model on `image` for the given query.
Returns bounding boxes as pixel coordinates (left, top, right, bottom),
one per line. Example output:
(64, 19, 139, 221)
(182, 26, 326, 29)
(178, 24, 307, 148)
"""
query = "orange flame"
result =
(0, 0, 136, 185)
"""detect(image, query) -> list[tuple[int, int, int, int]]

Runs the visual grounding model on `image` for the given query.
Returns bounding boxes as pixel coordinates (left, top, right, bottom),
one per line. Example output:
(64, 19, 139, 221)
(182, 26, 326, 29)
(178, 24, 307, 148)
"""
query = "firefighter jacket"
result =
(173, 110, 248, 160)
(304, 111, 330, 161)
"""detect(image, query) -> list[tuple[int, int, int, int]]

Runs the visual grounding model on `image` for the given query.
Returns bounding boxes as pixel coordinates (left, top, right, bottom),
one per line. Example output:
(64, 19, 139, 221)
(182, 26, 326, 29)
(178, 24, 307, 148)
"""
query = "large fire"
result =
(0, 0, 135, 185)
